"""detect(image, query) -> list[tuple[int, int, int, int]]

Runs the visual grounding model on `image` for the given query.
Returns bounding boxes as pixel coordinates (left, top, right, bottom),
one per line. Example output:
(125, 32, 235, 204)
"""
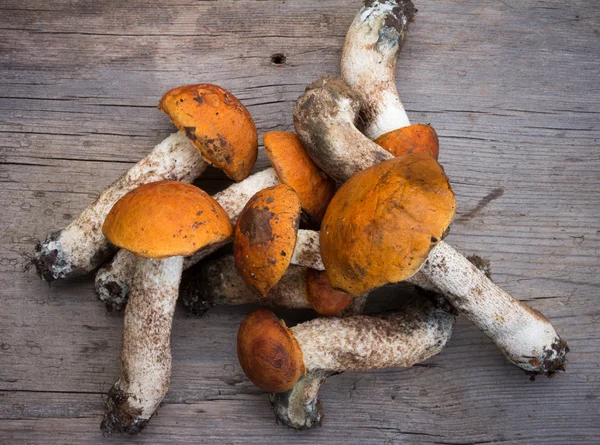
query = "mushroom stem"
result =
(181, 256, 315, 315)
(180, 255, 363, 316)
(291, 229, 324, 270)
(407, 242, 568, 375)
(31, 132, 206, 282)
(101, 255, 184, 435)
(269, 370, 332, 430)
(95, 168, 280, 311)
(341, 0, 415, 139)
(270, 296, 455, 430)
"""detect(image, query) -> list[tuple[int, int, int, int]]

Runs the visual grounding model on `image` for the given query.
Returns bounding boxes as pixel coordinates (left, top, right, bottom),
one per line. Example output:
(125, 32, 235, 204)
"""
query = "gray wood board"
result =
(1, 0, 599, 443)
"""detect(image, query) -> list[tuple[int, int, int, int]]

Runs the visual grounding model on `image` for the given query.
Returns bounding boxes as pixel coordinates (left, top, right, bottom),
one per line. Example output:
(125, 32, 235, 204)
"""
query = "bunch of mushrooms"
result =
(25, 0, 569, 436)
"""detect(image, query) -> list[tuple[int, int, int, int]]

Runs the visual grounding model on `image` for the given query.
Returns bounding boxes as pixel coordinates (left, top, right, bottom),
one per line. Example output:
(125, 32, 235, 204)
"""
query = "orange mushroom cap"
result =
(159, 84, 258, 182)
(375, 124, 439, 160)
(321, 153, 456, 296)
(234, 184, 301, 296)
(103, 181, 233, 259)
(264, 131, 335, 223)
(237, 309, 306, 393)
(305, 269, 353, 316)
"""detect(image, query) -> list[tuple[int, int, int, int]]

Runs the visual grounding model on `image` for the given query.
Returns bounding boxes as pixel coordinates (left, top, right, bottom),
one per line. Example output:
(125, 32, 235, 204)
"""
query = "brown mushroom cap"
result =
(375, 124, 439, 160)
(234, 184, 301, 296)
(237, 309, 306, 393)
(305, 268, 353, 316)
(264, 131, 335, 223)
(321, 153, 456, 296)
(103, 181, 233, 259)
(158, 84, 258, 182)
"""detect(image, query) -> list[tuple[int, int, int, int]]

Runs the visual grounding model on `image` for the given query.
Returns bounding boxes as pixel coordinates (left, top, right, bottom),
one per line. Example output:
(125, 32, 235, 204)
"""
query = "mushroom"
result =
(96, 132, 334, 311)
(264, 131, 335, 223)
(238, 295, 455, 430)
(100, 181, 232, 434)
(296, 75, 571, 376)
(31, 84, 257, 282)
(180, 254, 359, 317)
(96, 168, 280, 311)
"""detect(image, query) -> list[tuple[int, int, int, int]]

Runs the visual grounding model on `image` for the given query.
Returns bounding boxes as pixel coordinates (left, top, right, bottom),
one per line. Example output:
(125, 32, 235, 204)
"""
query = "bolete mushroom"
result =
(234, 184, 326, 297)
(31, 84, 257, 282)
(100, 181, 232, 434)
(180, 254, 358, 317)
(341, 0, 439, 157)
(96, 133, 334, 311)
(238, 295, 455, 430)
(295, 76, 571, 376)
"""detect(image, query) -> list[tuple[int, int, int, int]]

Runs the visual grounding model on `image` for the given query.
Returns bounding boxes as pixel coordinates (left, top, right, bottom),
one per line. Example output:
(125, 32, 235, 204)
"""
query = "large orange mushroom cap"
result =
(305, 268, 353, 316)
(264, 131, 335, 223)
(237, 309, 306, 393)
(234, 184, 301, 296)
(321, 153, 456, 296)
(375, 124, 439, 160)
(159, 84, 258, 182)
(103, 181, 233, 259)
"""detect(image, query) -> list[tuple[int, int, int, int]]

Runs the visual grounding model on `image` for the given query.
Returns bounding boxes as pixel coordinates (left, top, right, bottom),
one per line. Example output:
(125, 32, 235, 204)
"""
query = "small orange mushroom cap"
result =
(264, 131, 335, 223)
(321, 153, 456, 296)
(305, 269, 353, 316)
(375, 124, 439, 160)
(237, 309, 306, 393)
(234, 184, 301, 296)
(103, 181, 233, 259)
(159, 84, 258, 182)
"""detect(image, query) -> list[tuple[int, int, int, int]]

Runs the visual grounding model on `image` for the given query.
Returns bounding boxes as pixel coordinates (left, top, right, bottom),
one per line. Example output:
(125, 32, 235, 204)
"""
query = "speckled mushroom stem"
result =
(95, 168, 280, 311)
(31, 132, 206, 282)
(270, 296, 455, 430)
(294, 77, 568, 375)
(341, 0, 415, 139)
(407, 242, 568, 375)
(181, 255, 317, 315)
(180, 255, 364, 316)
(101, 255, 183, 435)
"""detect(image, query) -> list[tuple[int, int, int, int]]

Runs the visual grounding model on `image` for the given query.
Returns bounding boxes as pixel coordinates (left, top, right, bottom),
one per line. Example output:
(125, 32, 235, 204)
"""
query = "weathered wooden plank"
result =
(0, 0, 599, 443)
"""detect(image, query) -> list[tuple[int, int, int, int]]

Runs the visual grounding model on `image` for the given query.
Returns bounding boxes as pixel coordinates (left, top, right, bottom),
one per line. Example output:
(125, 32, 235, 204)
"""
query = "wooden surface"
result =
(1, 0, 599, 443)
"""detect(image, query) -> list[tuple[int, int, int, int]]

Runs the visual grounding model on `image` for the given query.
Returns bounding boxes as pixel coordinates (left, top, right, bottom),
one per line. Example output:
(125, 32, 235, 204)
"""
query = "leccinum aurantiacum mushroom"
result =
(31, 84, 257, 282)
(100, 181, 232, 434)
(294, 78, 568, 375)
(180, 254, 358, 317)
(238, 296, 455, 430)
(96, 132, 334, 311)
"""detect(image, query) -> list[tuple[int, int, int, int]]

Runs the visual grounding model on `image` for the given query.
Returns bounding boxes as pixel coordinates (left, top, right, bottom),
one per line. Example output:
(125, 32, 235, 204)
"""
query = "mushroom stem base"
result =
(408, 241, 568, 376)
(101, 255, 183, 434)
(269, 370, 334, 430)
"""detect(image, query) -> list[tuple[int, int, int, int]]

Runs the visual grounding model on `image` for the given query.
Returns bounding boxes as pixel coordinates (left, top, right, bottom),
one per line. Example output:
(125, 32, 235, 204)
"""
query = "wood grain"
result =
(1, 0, 599, 443)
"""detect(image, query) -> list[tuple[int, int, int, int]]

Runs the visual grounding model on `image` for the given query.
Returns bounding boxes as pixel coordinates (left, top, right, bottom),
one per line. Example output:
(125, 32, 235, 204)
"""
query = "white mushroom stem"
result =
(270, 296, 455, 430)
(95, 168, 280, 311)
(407, 242, 568, 374)
(101, 255, 183, 435)
(341, 0, 415, 139)
(294, 77, 568, 375)
(31, 132, 206, 282)
(181, 255, 367, 316)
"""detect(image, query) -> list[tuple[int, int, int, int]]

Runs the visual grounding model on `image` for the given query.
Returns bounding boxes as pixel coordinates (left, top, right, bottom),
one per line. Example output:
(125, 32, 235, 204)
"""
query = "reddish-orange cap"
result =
(306, 269, 353, 316)
(321, 153, 455, 296)
(234, 184, 301, 296)
(375, 124, 439, 160)
(264, 131, 335, 223)
(102, 181, 233, 259)
(237, 309, 306, 393)
(159, 84, 258, 182)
